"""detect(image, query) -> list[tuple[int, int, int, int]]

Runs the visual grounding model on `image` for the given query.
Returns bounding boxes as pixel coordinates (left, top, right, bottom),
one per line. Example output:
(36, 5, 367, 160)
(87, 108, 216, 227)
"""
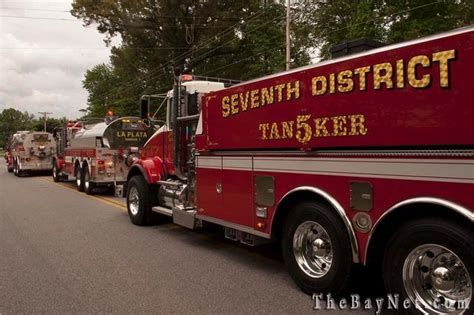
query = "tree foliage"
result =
(304, 0, 473, 59)
(72, 0, 473, 117)
(71, 0, 311, 118)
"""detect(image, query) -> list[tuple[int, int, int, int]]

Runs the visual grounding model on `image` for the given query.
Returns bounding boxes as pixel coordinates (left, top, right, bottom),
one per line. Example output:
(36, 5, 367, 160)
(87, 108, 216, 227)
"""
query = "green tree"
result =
(0, 108, 35, 147)
(31, 117, 68, 134)
(72, 0, 312, 118)
(303, 0, 473, 59)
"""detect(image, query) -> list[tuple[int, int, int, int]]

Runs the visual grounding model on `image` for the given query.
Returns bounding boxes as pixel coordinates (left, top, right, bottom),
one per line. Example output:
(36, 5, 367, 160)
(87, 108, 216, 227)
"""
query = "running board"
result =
(172, 207, 198, 229)
(152, 206, 173, 217)
(151, 206, 199, 230)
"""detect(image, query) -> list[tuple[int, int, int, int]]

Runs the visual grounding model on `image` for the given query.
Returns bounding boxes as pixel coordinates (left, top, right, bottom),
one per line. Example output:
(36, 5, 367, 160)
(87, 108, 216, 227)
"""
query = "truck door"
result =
(221, 157, 254, 228)
(196, 156, 223, 220)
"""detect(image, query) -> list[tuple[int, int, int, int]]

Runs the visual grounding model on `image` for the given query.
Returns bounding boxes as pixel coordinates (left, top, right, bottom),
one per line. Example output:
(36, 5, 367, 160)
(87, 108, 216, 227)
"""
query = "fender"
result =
(130, 157, 165, 184)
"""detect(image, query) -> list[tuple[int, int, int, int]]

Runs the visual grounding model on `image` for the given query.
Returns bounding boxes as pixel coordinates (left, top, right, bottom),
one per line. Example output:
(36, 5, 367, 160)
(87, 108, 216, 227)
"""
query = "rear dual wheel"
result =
(83, 166, 95, 195)
(13, 159, 18, 176)
(75, 165, 84, 192)
(383, 218, 473, 314)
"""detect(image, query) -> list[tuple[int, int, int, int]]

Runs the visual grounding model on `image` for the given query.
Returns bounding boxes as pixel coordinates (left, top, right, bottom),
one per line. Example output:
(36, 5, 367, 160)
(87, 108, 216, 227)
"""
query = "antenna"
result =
(38, 112, 52, 132)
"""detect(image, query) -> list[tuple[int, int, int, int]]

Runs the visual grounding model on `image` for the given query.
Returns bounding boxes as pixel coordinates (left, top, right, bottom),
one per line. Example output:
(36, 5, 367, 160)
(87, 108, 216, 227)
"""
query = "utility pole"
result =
(38, 112, 52, 132)
(286, 0, 291, 71)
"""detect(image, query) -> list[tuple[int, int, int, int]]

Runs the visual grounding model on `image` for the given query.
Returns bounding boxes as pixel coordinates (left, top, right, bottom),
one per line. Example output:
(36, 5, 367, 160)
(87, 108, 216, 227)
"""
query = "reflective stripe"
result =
(196, 156, 474, 184)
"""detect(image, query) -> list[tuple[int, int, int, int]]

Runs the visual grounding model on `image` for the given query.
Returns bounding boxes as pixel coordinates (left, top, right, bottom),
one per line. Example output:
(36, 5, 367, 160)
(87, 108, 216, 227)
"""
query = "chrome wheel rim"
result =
(403, 244, 472, 314)
(76, 175, 81, 188)
(84, 171, 89, 190)
(53, 165, 57, 179)
(293, 221, 333, 278)
(128, 186, 139, 216)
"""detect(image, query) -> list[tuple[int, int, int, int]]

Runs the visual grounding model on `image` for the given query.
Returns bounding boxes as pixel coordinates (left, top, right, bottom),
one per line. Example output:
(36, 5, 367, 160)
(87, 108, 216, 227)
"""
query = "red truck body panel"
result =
(200, 28, 473, 151)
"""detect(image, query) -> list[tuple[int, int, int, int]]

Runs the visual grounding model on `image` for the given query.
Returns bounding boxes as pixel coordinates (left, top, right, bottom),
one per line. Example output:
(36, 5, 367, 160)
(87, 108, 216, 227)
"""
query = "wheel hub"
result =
(403, 244, 472, 313)
(432, 266, 456, 293)
(293, 221, 333, 278)
(312, 238, 329, 258)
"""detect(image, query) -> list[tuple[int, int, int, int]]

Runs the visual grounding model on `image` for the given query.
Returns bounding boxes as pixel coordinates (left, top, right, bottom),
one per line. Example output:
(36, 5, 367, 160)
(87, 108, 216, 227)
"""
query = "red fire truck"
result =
(53, 116, 155, 194)
(125, 27, 473, 314)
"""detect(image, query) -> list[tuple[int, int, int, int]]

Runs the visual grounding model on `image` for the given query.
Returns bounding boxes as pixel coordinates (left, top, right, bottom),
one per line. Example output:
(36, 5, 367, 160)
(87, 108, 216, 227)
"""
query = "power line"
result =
(0, 47, 190, 50)
(0, 7, 243, 20)
(94, 7, 272, 102)
(85, 0, 445, 104)
(0, 7, 70, 12)
(0, 14, 242, 27)
(0, 15, 77, 21)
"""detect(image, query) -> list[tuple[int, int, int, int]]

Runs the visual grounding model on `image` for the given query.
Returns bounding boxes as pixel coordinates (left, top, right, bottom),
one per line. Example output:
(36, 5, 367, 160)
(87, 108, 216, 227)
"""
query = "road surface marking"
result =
(39, 178, 127, 211)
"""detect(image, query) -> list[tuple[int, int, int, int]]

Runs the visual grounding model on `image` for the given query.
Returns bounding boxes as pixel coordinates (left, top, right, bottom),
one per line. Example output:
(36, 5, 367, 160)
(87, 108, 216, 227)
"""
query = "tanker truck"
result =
(124, 27, 473, 314)
(10, 131, 56, 176)
(52, 116, 155, 195)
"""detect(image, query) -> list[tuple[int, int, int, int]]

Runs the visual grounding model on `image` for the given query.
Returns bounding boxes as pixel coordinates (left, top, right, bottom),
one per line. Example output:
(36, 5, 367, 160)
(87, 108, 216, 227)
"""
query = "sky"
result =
(0, 0, 118, 119)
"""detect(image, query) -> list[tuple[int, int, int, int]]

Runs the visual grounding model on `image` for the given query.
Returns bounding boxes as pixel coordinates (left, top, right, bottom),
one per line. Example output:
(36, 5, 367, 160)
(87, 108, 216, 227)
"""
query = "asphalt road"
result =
(0, 163, 374, 314)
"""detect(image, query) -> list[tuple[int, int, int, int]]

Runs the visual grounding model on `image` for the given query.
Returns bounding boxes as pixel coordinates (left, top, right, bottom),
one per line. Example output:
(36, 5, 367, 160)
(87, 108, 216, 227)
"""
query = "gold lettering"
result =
(314, 117, 329, 137)
(230, 94, 239, 115)
(312, 76, 327, 96)
(250, 89, 260, 108)
(329, 73, 336, 93)
(269, 122, 280, 140)
(275, 84, 286, 102)
(286, 81, 300, 101)
(373, 63, 393, 89)
(432, 49, 456, 88)
(331, 116, 347, 136)
(259, 123, 270, 140)
(296, 115, 312, 144)
(281, 121, 294, 139)
(337, 70, 354, 93)
(240, 92, 250, 111)
(396, 59, 404, 88)
(348, 114, 368, 136)
(407, 55, 430, 88)
(222, 96, 230, 118)
(354, 66, 371, 91)
(261, 87, 274, 106)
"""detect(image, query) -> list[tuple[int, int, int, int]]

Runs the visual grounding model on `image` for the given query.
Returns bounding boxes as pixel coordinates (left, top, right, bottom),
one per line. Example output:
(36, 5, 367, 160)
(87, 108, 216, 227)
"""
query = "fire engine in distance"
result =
(7, 131, 56, 176)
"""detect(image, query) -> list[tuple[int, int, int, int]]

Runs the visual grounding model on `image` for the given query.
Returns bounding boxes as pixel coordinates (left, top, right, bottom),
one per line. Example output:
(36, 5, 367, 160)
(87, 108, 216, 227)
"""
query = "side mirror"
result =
(140, 98, 150, 120)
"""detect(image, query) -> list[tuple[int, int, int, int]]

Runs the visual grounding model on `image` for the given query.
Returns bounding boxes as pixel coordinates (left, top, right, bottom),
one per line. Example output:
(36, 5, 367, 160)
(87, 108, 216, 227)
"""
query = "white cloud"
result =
(0, 0, 119, 119)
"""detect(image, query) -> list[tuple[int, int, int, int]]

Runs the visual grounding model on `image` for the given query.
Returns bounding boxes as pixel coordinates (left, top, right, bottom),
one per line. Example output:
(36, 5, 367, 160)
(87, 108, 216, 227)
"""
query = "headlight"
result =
(106, 161, 114, 167)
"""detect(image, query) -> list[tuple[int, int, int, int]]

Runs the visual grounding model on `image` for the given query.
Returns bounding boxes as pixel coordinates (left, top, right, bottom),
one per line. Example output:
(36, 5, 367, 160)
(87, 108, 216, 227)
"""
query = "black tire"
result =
(7, 164, 13, 173)
(281, 201, 352, 296)
(13, 159, 18, 176)
(75, 164, 84, 192)
(52, 160, 60, 182)
(83, 165, 95, 195)
(16, 160, 26, 177)
(383, 218, 473, 315)
(126, 175, 158, 226)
